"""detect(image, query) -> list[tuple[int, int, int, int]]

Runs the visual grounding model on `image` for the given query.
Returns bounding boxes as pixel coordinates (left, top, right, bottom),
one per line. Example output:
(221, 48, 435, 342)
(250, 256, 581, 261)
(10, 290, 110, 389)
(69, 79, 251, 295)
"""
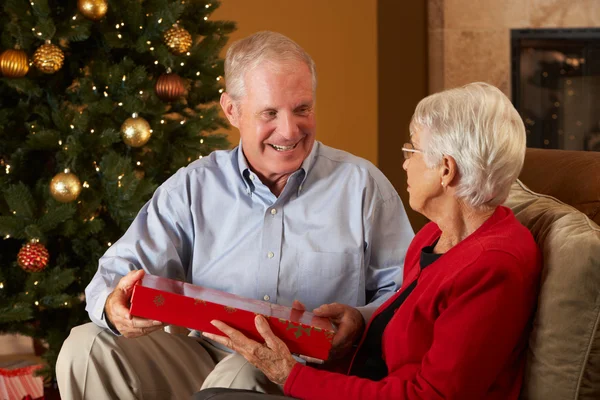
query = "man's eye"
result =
(296, 107, 310, 115)
(264, 110, 277, 118)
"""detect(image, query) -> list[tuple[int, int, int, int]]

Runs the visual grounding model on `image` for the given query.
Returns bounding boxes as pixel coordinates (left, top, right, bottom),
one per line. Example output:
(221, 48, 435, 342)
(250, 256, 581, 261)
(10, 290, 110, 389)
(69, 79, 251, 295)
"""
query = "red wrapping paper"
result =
(130, 275, 335, 360)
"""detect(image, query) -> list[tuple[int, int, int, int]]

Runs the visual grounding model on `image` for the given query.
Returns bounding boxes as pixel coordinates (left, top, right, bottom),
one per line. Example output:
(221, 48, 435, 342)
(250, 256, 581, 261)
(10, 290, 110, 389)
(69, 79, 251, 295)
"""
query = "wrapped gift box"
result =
(0, 358, 44, 400)
(130, 275, 335, 360)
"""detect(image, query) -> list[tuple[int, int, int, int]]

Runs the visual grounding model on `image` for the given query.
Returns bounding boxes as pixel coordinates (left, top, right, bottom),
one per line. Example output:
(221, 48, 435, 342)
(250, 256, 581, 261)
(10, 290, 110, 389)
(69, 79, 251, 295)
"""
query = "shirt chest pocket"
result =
(297, 251, 361, 310)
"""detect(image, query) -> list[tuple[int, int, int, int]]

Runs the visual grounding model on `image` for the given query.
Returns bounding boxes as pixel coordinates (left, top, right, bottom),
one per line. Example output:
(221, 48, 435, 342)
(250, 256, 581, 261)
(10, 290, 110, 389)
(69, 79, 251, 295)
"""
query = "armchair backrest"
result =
(505, 148, 600, 400)
(518, 148, 600, 225)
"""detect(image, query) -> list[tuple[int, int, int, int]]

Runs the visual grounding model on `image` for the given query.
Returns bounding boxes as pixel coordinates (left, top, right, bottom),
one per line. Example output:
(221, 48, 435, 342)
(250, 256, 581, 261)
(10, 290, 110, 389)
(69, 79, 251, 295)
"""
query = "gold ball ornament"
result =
(155, 73, 186, 102)
(33, 43, 64, 74)
(77, 0, 108, 21)
(163, 26, 192, 55)
(50, 171, 82, 203)
(121, 115, 152, 147)
(17, 241, 50, 273)
(0, 49, 29, 78)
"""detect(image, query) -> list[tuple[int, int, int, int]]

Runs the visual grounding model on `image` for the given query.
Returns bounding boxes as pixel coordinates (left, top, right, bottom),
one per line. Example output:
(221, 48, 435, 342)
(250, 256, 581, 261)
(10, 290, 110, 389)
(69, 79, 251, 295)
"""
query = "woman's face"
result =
(403, 128, 444, 217)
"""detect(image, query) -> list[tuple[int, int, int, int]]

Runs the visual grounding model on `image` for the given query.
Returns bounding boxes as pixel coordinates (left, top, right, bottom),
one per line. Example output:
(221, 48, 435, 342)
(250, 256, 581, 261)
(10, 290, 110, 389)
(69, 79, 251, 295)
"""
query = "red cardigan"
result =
(284, 206, 541, 400)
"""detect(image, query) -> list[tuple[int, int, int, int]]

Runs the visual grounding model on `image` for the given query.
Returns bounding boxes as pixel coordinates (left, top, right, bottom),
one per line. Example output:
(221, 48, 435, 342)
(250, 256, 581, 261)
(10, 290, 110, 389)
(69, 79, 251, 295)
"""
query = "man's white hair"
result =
(410, 82, 526, 210)
(224, 31, 317, 101)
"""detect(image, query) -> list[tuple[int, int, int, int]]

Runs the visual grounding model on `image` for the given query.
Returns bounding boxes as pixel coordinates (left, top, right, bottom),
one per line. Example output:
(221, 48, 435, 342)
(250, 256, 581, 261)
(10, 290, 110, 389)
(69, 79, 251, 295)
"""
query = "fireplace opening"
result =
(511, 28, 600, 152)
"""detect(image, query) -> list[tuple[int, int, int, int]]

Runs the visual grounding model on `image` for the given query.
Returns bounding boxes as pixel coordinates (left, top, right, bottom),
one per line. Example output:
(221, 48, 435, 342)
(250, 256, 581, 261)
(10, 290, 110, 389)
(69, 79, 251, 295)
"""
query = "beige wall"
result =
(212, 0, 379, 165)
(429, 0, 600, 95)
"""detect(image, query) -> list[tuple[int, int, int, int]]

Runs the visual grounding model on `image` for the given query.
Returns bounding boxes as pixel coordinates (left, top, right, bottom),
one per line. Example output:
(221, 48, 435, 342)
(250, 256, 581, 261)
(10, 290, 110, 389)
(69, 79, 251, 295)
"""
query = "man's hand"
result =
(104, 269, 164, 338)
(291, 300, 306, 311)
(202, 315, 297, 385)
(313, 303, 365, 360)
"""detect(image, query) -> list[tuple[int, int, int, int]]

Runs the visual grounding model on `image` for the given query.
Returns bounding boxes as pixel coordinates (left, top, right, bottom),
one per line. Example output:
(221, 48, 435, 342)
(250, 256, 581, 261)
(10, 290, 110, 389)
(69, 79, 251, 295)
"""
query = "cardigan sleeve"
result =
(284, 250, 539, 400)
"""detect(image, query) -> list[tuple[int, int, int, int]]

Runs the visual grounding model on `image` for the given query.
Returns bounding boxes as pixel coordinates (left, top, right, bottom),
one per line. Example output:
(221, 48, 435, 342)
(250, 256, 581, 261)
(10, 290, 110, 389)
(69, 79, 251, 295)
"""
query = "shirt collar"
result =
(236, 141, 254, 194)
(297, 141, 319, 189)
(236, 140, 320, 194)
(236, 140, 250, 177)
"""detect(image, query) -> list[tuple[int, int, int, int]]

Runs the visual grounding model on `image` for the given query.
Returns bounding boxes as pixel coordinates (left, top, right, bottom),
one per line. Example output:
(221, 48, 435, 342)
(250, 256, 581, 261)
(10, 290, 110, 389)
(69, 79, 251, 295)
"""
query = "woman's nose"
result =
(402, 158, 410, 171)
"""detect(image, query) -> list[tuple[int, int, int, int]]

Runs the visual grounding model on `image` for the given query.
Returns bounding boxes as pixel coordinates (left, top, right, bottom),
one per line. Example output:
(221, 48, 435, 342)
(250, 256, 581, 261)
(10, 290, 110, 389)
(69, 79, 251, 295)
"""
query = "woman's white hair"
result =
(410, 82, 526, 210)
(224, 31, 317, 101)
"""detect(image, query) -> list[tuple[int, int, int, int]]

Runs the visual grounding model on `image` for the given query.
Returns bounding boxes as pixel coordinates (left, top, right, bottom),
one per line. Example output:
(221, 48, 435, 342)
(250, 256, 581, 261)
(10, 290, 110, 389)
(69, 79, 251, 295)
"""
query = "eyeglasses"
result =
(401, 143, 422, 160)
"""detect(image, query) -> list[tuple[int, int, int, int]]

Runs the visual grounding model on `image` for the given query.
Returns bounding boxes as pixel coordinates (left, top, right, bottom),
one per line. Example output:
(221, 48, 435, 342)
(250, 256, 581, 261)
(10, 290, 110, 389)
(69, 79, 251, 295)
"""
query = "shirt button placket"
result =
(259, 204, 282, 305)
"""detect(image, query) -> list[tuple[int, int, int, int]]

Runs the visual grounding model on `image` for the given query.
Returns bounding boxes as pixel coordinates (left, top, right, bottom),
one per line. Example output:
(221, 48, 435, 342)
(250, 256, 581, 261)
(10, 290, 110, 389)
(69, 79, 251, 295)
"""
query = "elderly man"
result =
(56, 31, 413, 400)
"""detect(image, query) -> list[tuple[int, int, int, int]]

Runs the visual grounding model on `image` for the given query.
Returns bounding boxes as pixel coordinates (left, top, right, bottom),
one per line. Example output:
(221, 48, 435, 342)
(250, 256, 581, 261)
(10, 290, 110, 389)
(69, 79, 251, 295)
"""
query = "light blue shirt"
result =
(86, 141, 414, 330)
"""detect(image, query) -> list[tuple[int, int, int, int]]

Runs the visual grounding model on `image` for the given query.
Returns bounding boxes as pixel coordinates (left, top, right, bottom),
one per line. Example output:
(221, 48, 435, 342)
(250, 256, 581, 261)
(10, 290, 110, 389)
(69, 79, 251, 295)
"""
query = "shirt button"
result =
(249, 174, 255, 181)
(263, 295, 270, 301)
(270, 208, 277, 215)
(267, 251, 274, 258)
(298, 185, 303, 192)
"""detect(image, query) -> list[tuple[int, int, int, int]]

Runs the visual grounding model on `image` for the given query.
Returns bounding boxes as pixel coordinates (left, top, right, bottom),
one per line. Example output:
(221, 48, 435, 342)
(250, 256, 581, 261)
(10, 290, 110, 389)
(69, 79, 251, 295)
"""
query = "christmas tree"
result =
(0, 0, 234, 380)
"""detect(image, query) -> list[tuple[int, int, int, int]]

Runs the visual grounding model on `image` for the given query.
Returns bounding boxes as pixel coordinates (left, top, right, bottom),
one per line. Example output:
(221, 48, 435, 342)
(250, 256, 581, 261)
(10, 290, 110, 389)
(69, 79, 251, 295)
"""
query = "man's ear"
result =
(440, 155, 458, 187)
(220, 92, 239, 128)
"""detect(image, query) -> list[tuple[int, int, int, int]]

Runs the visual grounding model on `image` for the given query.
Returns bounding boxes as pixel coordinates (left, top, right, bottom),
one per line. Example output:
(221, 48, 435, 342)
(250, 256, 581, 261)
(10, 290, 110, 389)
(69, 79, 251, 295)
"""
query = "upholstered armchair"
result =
(505, 148, 600, 400)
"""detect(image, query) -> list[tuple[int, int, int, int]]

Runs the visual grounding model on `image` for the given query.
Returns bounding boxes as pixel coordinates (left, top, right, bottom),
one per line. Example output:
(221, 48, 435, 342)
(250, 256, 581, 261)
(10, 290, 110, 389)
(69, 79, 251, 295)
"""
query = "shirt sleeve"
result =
(85, 178, 194, 331)
(359, 193, 414, 321)
(284, 251, 539, 400)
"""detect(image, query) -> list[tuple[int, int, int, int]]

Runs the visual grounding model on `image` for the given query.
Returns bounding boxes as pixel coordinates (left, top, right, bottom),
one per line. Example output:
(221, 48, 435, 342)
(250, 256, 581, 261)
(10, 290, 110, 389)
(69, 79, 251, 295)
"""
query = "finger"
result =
(201, 331, 233, 348)
(331, 324, 355, 347)
(118, 269, 145, 291)
(313, 303, 344, 320)
(210, 320, 256, 346)
(134, 324, 163, 337)
(111, 298, 133, 321)
(130, 316, 163, 329)
(210, 320, 238, 337)
(114, 314, 162, 335)
(141, 324, 165, 335)
(292, 300, 306, 311)
(121, 323, 164, 339)
(254, 315, 283, 350)
(211, 320, 266, 357)
(108, 271, 145, 322)
(299, 355, 324, 364)
(105, 290, 132, 324)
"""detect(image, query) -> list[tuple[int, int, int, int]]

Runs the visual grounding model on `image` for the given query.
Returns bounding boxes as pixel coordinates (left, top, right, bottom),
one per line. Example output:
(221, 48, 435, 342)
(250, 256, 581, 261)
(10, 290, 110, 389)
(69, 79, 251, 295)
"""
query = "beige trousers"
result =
(56, 323, 282, 400)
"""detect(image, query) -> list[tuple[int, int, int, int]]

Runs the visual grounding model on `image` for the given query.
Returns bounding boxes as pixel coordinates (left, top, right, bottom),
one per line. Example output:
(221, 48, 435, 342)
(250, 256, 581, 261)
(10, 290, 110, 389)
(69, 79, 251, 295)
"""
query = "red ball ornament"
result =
(155, 73, 186, 102)
(17, 241, 49, 272)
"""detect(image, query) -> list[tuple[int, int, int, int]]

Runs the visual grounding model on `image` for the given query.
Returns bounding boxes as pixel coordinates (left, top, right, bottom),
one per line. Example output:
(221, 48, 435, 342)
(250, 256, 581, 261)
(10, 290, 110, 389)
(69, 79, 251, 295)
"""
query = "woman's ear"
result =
(220, 92, 239, 128)
(440, 155, 458, 187)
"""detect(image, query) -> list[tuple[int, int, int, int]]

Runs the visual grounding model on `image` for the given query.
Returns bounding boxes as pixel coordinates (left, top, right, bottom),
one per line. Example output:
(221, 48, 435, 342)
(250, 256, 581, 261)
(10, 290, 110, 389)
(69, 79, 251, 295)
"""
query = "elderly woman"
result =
(197, 82, 541, 400)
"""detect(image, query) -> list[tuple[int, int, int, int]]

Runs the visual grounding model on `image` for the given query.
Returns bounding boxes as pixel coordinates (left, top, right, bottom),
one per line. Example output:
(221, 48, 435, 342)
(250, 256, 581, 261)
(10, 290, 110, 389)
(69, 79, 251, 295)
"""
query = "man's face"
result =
(223, 60, 316, 183)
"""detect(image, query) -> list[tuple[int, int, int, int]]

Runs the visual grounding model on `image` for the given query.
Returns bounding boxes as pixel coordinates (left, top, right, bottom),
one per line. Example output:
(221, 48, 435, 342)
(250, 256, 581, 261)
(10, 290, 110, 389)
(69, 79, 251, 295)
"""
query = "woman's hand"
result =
(202, 315, 297, 385)
(313, 303, 365, 360)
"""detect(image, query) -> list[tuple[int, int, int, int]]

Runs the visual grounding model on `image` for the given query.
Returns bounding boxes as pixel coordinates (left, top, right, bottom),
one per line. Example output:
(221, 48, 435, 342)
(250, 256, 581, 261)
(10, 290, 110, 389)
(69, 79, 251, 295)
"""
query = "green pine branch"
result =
(4, 182, 35, 219)
(27, 129, 61, 150)
(29, 0, 50, 18)
(0, 303, 33, 323)
(0, 0, 235, 381)
(37, 203, 76, 231)
(1, 77, 44, 97)
(0, 216, 23, 238)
